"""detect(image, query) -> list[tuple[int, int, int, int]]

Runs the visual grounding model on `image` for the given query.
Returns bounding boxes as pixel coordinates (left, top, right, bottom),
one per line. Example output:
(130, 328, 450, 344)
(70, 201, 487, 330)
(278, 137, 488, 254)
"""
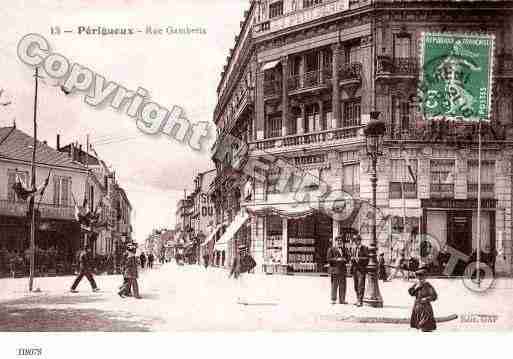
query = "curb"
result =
(329, 314, 458, 324)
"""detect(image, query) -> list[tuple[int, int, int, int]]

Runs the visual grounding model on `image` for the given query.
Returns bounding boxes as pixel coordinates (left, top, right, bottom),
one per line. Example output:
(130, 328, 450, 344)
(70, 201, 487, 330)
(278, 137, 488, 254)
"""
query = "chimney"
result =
(56, 134, 60, 150)
(79, 144, 83, 163)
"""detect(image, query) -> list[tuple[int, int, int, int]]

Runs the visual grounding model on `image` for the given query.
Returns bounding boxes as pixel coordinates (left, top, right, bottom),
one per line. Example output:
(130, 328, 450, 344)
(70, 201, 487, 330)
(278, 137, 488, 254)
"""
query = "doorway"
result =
(447, 211, 473, 256)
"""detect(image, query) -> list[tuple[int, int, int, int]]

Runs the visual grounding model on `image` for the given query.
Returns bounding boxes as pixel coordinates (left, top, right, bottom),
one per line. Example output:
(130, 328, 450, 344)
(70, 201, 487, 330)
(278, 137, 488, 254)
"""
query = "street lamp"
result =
(363, 111, 386, 308)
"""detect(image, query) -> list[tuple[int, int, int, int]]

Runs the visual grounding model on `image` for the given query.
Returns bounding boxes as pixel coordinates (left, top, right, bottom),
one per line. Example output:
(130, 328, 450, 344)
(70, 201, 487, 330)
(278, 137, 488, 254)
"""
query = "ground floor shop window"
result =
(265, 215, 282, 264)
(424, 209, 495, 276)
(288, 214, 331, 272)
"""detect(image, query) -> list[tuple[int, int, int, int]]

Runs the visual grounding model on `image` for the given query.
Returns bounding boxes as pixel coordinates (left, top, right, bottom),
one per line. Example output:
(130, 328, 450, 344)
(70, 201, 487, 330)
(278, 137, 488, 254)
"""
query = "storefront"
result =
(421, 198, 497, 275)
(261, 212, 332, 274)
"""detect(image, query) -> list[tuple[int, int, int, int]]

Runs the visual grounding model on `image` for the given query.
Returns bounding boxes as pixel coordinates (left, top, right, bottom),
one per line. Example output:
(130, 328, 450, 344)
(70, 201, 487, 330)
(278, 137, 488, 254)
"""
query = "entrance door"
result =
(447, 211, 473, 256)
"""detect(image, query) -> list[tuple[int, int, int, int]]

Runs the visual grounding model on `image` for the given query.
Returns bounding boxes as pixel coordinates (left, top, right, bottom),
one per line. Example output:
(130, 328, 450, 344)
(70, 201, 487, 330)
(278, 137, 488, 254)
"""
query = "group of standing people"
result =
(326, 234, 368, 306)
(327, 234, 438, 332)
(139, 252, 155, 269)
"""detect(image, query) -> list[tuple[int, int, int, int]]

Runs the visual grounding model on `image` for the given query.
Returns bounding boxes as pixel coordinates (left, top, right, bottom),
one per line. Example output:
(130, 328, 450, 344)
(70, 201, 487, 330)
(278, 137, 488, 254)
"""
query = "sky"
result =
(0, 0, 248, 242)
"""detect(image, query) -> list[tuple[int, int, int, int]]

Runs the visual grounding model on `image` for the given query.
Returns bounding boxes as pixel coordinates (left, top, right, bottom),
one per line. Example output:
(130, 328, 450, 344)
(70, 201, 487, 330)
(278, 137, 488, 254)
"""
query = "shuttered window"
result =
(53, 176, 72, 206)
(7, 170, 28, 202)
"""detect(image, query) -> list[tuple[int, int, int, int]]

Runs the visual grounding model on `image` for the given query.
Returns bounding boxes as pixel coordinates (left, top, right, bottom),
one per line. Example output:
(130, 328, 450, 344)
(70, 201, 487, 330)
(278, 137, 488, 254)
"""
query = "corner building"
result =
(211, 0, 513, 275)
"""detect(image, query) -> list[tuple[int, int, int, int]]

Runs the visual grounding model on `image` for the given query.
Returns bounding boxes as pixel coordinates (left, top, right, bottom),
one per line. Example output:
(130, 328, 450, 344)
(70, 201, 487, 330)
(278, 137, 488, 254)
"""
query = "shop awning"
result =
(246, 192, 364, 222)
(201, 223, 224, 247)
(246, 194, 317, 219)
(214, 210, 249, 251)
(261, 59, 281, 71)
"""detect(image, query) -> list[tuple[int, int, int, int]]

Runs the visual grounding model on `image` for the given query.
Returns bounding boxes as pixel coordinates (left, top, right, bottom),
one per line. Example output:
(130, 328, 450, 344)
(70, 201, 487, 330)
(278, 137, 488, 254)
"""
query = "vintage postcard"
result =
(0, 1, 513, 355)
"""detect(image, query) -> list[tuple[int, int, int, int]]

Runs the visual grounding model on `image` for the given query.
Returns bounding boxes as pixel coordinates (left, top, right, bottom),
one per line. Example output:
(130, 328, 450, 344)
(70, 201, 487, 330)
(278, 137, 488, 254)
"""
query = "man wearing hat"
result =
(350, 234, 369, 306)
(70, 244, 100, 293)
(119, 242, 141, 299)
(327, 236, 350, 304)
(230, 244, 256, 303)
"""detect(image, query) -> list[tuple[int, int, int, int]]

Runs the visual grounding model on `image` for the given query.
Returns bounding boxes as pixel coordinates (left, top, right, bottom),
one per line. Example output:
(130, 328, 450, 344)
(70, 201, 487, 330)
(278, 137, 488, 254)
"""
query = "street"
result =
(0, 263, 512, 332)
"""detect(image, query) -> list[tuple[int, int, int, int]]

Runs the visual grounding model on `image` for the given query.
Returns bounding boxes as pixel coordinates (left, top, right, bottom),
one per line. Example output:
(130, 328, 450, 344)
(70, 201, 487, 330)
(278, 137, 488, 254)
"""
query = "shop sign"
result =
(421, 198, 497, 209)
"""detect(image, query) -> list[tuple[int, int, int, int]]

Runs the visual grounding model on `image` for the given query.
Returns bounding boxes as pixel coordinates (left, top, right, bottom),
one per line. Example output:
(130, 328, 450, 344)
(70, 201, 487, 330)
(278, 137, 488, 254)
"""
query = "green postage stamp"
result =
(419, 32, 495, 122)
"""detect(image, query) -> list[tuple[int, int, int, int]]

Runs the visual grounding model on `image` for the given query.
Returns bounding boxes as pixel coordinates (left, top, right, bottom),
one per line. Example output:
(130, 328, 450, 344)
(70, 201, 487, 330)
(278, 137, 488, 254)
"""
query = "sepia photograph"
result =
(0, 0, 513, 357)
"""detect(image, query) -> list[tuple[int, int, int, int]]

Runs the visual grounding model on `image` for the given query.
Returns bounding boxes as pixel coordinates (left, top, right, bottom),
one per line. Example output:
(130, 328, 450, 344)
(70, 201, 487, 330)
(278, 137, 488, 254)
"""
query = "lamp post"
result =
(362, 111, 386, 308)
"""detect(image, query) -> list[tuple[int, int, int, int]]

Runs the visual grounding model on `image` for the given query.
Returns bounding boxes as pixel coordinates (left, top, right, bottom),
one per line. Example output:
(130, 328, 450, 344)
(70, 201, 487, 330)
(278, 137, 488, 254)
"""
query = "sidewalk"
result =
(201, 265, 511, 328)
(0, 263, 511, 331)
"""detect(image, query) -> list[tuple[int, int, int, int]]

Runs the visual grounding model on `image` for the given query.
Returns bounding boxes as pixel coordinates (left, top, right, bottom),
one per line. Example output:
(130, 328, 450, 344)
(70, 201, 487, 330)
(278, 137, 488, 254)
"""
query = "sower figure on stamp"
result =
(350, 234, 369, 307)
(70, 245, 99, 293)
(327, 236, 350, 305)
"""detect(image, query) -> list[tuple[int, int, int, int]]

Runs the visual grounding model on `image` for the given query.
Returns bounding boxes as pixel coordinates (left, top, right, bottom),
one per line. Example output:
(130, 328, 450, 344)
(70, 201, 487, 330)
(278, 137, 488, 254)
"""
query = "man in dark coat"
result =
(119, 244, 141, 299)
(70, 245, 99, 293)
(350, 235, 369, 306)
(327, 236, 350, 304)
(147, 253, 154, 269)
(139, 252, 146, 269)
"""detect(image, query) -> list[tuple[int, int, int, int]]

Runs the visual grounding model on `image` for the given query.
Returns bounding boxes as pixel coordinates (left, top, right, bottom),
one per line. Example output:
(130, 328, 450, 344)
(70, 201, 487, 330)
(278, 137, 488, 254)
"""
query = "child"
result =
(378, 253, 387, 281)
(408, 266, 438, 332)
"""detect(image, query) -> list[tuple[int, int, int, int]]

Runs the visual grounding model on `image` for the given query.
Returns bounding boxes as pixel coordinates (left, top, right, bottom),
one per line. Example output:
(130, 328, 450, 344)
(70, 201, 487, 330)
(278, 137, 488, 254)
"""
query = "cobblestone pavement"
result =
(0, 263, 511, 331)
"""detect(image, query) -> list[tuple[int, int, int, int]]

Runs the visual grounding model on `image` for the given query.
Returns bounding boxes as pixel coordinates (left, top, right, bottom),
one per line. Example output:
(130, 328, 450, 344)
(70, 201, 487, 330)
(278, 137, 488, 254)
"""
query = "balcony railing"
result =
(263, 79, 282, 98)
(467, 183, 495, 198)
(0, 200, 75, 220)
(250, 126, 361, 151)
(253, 0, 350, 37)
(430, 183, 454, 198)
(377, 56, 418, 77)
(288, 69, 328, 92)
(339, 62, 363, 82)
(497, 53, 513, 77)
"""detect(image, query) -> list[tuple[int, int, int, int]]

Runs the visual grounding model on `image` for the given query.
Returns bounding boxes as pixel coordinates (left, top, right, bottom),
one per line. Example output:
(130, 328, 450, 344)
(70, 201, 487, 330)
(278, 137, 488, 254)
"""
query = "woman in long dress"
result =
(409, 267, 438, 332)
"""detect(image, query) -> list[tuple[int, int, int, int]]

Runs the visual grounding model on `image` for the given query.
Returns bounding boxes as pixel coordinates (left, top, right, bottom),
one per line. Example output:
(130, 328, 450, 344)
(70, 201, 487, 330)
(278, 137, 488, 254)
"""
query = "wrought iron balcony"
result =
(250, 126, 362, 151)
(467, 183, 495, 198)
(376, 56, 418, 78)
(385, 120, 508, 142)
(497, 52, 513, 78)
(339, 62, 363, 83)
(430, 184, 454, 199)
(253, 0, 350, 37)
(263, 79, 282, 98)
(288, 69, 328, 93)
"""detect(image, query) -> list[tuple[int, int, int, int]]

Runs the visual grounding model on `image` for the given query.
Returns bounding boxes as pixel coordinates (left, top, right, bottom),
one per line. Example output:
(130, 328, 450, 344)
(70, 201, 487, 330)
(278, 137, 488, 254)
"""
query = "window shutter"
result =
(53, 177, 60, 205)
(7, 171, 15, 202)
(61, 178, 69, 206)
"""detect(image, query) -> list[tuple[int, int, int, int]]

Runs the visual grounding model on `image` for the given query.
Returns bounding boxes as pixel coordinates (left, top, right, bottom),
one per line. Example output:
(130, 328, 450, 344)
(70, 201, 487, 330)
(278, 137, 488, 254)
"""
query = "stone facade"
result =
(211, 0, 513, 275)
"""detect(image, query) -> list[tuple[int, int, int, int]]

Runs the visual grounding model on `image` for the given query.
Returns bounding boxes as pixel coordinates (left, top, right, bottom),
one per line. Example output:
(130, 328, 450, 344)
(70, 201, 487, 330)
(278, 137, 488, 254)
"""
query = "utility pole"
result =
(28, 67, 39, 292)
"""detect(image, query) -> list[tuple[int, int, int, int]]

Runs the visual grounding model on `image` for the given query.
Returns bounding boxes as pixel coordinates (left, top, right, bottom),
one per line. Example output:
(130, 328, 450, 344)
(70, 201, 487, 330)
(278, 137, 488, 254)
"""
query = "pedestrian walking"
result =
(118, 250, 131, 298)
(147, 253, 154, 269)
(388, 251, 407, 281)
(350, 235, 368, 307)
(229, 245, 256, 303)
(118, 243, 141, 299)
(203, 253, 209, 269)
(378, 253, 388, 281)
(326, 236, 350, 305)
(139, 252, 146, 269)
(70, 245, 100, 293)
(409, 266, 438, 332)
